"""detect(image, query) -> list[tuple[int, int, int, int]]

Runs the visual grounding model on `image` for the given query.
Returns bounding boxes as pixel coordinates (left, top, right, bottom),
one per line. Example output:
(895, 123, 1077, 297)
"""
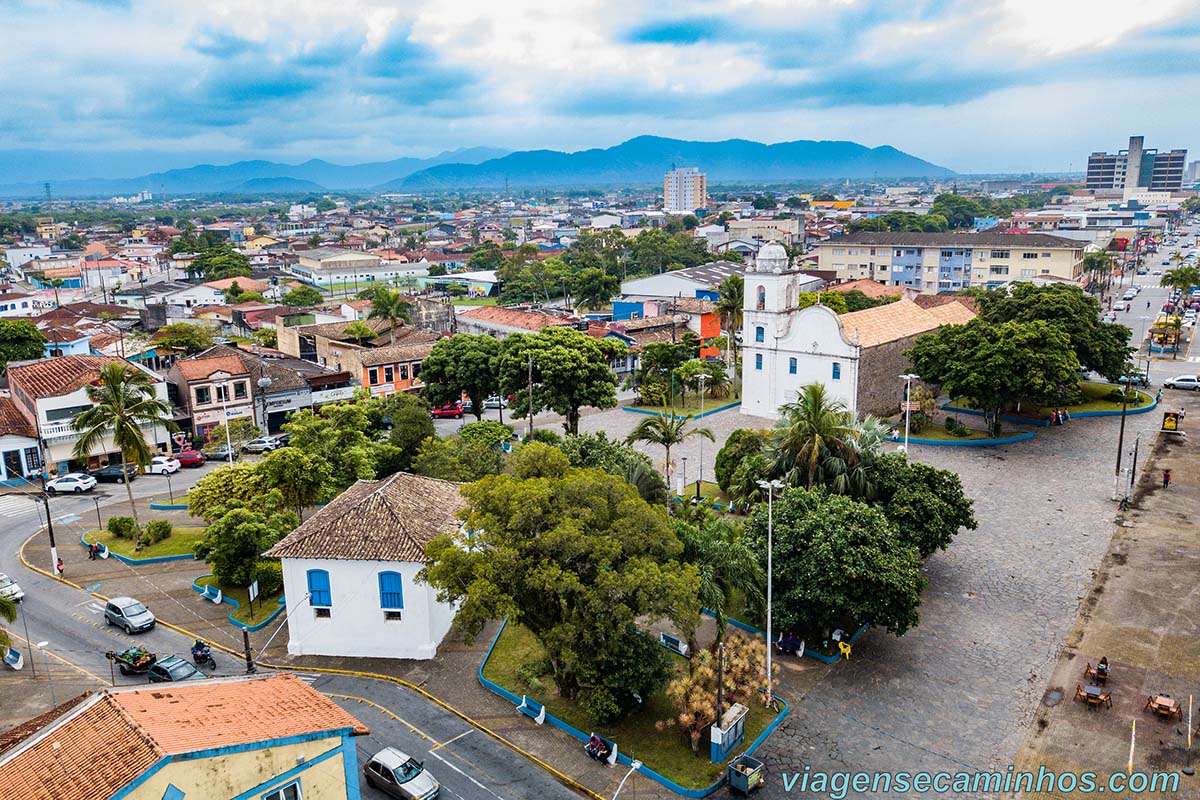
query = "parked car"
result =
(242, 436, 283, 454)
(147, 654, 207, 683)
(1163, 375, 1200, 391)
(1112, 301, 1128, 311)
(104, 596, 156, 633)
(44, 472, 97, 494)
(430, 402, 464, 419)
(146, 455, 180, 475)
(0, 572, 24, 603)
(201, 445, 240, 462)
(175, 450, 205, 468)
(482, 395, 507, 409)
(1118, 371, 1149, 387)
(363, 747, 440, 800)
(91, 464, 138, 483)
(273, 432, 292, 446)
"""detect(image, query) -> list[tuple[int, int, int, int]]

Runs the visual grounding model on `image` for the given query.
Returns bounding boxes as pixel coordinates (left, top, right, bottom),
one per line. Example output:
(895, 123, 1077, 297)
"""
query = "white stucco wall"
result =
(281, 556, 456, 660)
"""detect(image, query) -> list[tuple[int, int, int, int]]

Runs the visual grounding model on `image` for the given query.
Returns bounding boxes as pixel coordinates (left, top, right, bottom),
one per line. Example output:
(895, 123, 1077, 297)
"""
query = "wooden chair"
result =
(1075, 684, 1088, 703)
(1099, 692, 1113, 709)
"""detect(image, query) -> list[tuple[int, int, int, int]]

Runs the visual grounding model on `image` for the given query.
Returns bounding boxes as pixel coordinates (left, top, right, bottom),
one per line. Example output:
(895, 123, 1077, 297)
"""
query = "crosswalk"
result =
(0, 494, 38, 518)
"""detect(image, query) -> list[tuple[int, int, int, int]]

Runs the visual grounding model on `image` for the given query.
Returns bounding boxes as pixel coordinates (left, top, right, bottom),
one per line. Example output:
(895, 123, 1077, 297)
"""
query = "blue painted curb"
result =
(149, 501, 189, 510)
(702, 609, 868, 664)
(478, 618, 790, 797)
(80, 531, 198, 565)
(190, 574, 287, 632)
(942, 386, 1155, 427)
(621, 401, 741, 420)
(887, 431, 1036, 447)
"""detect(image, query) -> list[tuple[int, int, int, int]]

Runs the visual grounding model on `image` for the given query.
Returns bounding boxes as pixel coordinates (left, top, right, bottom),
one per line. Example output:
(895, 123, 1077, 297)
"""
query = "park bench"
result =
(659, 632, 688, 657)
(516, 695, 546, 725)
(200, 584, 223, 604)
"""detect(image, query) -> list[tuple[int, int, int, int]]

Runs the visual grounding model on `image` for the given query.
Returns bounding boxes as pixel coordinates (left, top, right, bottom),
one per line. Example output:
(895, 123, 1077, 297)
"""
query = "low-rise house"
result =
(166, 352, 255, 440)
(39, 326, 92, 357)
(264, 472, 467, 660)
(350, 339, 437, 397)
(455, 305, 575, 338)
(7, 355, 171, 472)
(0, 673, 370, 800)
(0, 397, 40, 485)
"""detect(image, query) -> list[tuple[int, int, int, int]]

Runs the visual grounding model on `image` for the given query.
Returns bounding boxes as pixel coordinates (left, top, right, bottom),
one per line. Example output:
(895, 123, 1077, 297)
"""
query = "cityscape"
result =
(0, 4, 1199, 800)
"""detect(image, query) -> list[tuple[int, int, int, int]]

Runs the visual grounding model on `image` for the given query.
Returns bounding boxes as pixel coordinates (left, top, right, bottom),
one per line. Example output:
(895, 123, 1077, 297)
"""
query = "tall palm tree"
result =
(72, 362, 173, 549)
(0, 595, 15, 650)
(1163, 265, 1200, 297)
(715, 275, 744, 372)
(674, 517, 764, 660)
(771, 383, 860, 489)
(367, 287, 412, 345)
(626, 412, 714, 495)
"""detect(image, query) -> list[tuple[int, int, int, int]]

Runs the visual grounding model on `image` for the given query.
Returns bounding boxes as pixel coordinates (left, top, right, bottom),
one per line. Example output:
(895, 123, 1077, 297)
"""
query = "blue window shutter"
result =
(788, 358, 796, 374)
(755, 326, 764, 343)
(755, 354, 763, 370)
(378, 571, 404, 609)
(307, 569, 331, 606)
(832, 362, 841, 380)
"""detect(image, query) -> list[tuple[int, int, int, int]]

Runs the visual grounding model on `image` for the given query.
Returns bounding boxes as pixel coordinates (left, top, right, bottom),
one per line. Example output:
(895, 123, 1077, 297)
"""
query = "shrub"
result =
(143, 520, 173, 545)
(253, 561, 284, 596)
(459, 420, 515, 449)
(516, 658, 551, 694)
(106, 516, 138, 540)
(524, 428, 563, 447)
(1105, 388, 1125, 403)
(944, 416, 960, 434)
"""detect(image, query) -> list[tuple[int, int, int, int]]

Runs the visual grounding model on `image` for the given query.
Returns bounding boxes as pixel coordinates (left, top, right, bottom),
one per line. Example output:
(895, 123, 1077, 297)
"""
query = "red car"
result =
(430, 401, 464, 419)
(175, 450, 206, 467)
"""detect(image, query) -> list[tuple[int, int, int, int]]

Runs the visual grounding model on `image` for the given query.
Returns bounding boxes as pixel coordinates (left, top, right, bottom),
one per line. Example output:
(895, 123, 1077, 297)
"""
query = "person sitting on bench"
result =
(587, 734, 609, 759)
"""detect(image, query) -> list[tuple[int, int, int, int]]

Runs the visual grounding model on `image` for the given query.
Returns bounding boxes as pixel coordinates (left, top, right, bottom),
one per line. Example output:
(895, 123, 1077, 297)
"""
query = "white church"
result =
(740, 241, 975, 419)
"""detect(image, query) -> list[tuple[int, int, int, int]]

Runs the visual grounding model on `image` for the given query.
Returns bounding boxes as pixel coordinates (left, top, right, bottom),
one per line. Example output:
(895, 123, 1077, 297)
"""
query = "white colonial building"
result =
(264, 472, 464, 660)
(740, 241, 975, 419)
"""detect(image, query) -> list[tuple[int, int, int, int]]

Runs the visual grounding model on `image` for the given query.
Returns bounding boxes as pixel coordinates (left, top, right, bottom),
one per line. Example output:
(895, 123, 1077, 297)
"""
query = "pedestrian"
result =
(1163, 469, 1172, 489)
(88, 542, 97, 560)
(1147, 300, 1151, 309)
(1156, 388, 1164, 404)
(56, 557, 64, 576)
(1049, 410, 1058, 425)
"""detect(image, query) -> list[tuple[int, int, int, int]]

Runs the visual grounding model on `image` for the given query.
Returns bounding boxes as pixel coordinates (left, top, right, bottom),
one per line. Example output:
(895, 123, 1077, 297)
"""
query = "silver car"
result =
(104, 596, 156, 633)
(363, 747, 440, 799)
(0, 572, 24, 602)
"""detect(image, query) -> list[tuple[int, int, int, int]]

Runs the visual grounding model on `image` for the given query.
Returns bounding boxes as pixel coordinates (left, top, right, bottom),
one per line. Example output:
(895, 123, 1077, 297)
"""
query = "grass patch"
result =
(196, 575, 283, 625)
(86, 526, 206, 559)
(450, 296, 499, 306)
(482, 622, 772, 789)
(625, 397, 736, 416)
(673, 480, 731, 506)
(945, 382, 1152, 422)
(902, 423, 992, 442)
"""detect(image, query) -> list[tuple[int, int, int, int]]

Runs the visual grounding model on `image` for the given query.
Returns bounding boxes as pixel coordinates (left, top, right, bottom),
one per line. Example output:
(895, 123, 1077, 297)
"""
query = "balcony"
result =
(38, 421, 78, 443)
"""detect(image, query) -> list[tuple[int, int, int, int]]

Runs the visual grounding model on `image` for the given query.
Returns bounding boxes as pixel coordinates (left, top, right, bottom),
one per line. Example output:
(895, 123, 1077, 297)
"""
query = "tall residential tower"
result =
(1086, 135, 1187, 191)
(663, 166, 707, 214)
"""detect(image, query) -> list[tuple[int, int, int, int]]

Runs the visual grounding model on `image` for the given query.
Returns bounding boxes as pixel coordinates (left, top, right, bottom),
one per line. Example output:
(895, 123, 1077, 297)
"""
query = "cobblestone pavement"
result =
(749, 402, 1173, 799)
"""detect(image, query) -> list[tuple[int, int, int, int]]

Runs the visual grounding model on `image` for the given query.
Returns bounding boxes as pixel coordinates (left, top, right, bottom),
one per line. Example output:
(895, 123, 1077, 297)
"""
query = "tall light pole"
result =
(695, 373, 707, 501)
(756, 478, 785, 701)
(36, 641, 55, 706)
(612, 760, 643, 800)
(218, 382, 234, 465)
(899, 374, 920, 453)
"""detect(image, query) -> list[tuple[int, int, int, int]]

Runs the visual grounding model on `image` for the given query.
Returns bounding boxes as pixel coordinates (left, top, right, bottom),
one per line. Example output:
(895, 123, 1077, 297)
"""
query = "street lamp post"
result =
(35, 641, 55, 706)
(256, 346, 273, 433)
(18, 600, 35, 677)
(899, 374, 920, 453)
(695, 373, 707, 501)
(756, 478, 785, 702)
(612, 760, 643, 800)
(218, 383, 234, 465)
(680, 456, 687, 498)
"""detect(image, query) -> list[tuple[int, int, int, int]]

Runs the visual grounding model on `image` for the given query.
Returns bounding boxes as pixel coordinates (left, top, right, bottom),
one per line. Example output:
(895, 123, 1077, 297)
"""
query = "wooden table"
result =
(1145, 695, 1182, 720)
(1082, 685, 1111, 709)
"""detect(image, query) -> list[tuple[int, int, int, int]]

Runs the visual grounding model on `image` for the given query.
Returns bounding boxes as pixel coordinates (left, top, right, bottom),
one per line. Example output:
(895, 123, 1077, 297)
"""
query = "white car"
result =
(45, 472, 97, 494)
(0, 572, 24, 602)
(1163, 375, 1200, 391)
(482, 395, 507, 409)
(1112, 301, 1128, 311)
(146, 456, 180, 475)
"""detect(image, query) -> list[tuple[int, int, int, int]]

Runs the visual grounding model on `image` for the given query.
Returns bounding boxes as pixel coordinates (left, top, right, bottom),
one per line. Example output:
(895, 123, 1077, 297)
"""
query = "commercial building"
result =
(663, 167, 707, 214)
(1086, 135, 1187, 192)
(0, 673, 369, 800)
(815, 232, 1085, 293)
(285, 247, 429, 289)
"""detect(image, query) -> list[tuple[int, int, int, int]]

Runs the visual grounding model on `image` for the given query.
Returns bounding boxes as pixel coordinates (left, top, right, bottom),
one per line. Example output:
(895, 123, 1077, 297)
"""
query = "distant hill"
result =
(387, 136, 953, 190)
(233, 177, 326, 193)
(0, 147, 508, 199)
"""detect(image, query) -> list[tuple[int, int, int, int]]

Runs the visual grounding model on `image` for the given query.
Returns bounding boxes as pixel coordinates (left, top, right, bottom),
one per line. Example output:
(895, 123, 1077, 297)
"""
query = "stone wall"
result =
(409, 297, 455, 334)
(857, 336, 920, 417)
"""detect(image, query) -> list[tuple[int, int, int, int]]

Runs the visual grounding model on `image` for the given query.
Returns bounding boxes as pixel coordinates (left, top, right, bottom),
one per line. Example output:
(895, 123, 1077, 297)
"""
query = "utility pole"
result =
(527, 351, 534, 439)
(36, 451, 60, 575)
(1112, 385, 1129, 500)
(242, 629, 256, 674)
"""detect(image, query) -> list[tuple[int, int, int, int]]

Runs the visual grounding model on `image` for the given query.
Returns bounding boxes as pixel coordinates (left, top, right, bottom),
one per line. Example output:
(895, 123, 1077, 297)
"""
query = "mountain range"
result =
(0, 137, 952, 198)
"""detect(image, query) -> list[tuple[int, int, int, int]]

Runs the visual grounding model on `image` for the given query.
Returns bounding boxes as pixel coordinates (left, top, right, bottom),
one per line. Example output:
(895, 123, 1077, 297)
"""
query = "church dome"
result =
(755, 240, 788, 272)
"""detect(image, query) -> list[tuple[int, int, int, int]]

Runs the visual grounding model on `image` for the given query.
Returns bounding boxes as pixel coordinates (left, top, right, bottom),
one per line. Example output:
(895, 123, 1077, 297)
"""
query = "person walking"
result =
(1163, 468, 1172, 489)
(56, 557, 64, 576)
(1156, 388, 1164, 404)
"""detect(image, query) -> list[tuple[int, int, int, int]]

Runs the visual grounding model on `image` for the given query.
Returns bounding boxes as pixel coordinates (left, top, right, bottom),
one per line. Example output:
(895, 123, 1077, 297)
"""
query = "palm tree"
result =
(343, 320, 376, 346)
(1163, 265, 1200, 297)
(72, 362, 173, 549)
(674, 517, 764, 660)
(715, 275, 744, 373)
(0, 595, 15, 650)
(367, 287, 412, 345)
(626, 412, 715, 495)
(771, 383, 860, 489)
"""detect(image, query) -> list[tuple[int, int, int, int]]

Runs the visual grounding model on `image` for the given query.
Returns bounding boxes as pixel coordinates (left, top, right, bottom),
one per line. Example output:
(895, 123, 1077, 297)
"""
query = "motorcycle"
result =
(191, 641, 216, 670)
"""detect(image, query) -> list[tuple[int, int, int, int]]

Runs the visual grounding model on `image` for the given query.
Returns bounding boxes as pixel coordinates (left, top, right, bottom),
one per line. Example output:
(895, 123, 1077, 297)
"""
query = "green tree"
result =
(420, 466, 700, 709)
(570, 268, 619, 311)
(743, 488, 926, 638)
(343, 320, 376, 346)
(427, 263, 447, 277)
(499, 327, 627, 434)
(0, 594, 14, 650)
(867, 453, 977, 559)
(557, 431, 667, 504)
(251, 328, 278, 348)
(0, 319, 47, 372)
(187, 462, 263, 521)
(194, 491, 298, 587)
(256, 448, 330, 516)
(155, 322, 214, 355)
(72, 363, 173, 547)
(419, 334, 500, 419)
(204, 418, 260, 449)
(714, 428, 770, 492)
(796, 291, 849, 314)
(467, 242, 505, 271)
(283, 285, 324, 306)
(459, 420, 514, 449)
(625, 412, 714, 489)
(1163, 265, 1200, 296)
(282, 402, 379, 496)
(373, 393, 434, 471)
(772, 383, 861, 489)
(367, 287, 412, 345)
(191, 242, 251, 280)
(930, 194, 987, 228)
(715, 274, 744, 371)
(907, 318, 1082, 428)
(672, 517, 764, 655)
(411, 436, 505, 482)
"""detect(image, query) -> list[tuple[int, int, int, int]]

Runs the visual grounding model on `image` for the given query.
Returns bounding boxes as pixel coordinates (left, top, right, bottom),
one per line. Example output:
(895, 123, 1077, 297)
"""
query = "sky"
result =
(2, 0, 1199, 180)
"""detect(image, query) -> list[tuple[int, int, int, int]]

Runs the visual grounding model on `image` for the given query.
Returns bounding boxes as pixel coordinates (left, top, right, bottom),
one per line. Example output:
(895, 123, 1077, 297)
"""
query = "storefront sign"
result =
(311, 386, 356, 404)
(265, 390, 310, 413)
(193, 405, 253, 426)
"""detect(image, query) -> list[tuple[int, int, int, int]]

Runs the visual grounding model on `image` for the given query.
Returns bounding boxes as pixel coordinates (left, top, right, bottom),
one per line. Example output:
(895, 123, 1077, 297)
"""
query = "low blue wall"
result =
(79, 531, 197, 565)
(621, 401, 741, 420)
(478, 618, 790, 797)
(189, 574, 287, 632)
(943, 386, 1156, 427)
(149, 501, 190, 510)
(888, 431, 1036, 447)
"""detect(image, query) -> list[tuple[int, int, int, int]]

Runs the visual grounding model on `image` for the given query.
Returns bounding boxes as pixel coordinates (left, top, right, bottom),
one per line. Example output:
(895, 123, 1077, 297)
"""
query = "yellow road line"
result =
(431, 729, 473, 751)
(323, 692, 440, 745)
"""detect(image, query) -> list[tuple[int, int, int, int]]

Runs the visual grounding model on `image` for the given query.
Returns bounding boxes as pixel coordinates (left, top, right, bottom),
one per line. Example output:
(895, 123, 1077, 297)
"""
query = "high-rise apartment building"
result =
(1086, 135, 1187, 191)
(663, 167, 707, 214)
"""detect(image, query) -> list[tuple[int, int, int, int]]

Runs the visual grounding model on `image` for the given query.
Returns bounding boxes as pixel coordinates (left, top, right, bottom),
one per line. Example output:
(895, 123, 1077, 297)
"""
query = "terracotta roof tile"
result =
(358, 337, 438, 367)
(615, 314, 679, 332)
(457, 305, 571, 331)
(923, 300, 978, 326)
(838, 299, 975, 348)
(202, 277, 269, 292)
(827, 279, 902, 299)
(0, 396, 37, 438)
(665, 297, 716, 315)
(265, 472, 465, 562)
(173, 354, 249, 381)
(8, 356, 128, 399)
(911, 294, 977, 312)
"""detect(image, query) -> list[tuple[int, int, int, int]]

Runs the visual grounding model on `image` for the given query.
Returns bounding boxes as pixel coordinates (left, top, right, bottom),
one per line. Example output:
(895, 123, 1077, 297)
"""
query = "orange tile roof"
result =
(826, 279, 902, 299)
(173, 354, 249, 381)
(7, 355, 128, 399)
(458, 305, 571, 331)
(923, 301, 977, 326)
(202, 276, 269, 292)
(838, 299, 974, 348)
(0, 397, 37, 439)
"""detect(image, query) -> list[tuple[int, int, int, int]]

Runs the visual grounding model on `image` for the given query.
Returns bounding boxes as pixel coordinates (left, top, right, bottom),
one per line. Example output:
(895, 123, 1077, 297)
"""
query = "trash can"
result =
(727, 754, 765, 794)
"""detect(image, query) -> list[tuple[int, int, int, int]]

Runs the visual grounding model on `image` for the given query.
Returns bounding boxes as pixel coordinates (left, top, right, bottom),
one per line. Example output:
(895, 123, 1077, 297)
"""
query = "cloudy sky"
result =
(2, 0, 1198, 179)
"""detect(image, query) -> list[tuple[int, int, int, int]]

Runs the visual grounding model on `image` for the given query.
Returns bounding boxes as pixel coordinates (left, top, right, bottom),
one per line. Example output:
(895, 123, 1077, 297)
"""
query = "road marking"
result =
(426, 748, 506, 800)
(430, 729, 472, 751)
(294, 672, 320, 684)
(0, 495, 36, 517)
(323, 692, 438, 743)
(55, 514, 81, 524)
(7, 631, 110, 685)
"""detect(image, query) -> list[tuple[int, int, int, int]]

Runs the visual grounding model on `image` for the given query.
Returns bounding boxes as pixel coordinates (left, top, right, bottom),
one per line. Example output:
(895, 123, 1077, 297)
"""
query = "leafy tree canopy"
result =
(156, 322, 214, 355)
(0, 319, 46, 371)
(420, 334, 500, 418)
(283, 285, 324, 307)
